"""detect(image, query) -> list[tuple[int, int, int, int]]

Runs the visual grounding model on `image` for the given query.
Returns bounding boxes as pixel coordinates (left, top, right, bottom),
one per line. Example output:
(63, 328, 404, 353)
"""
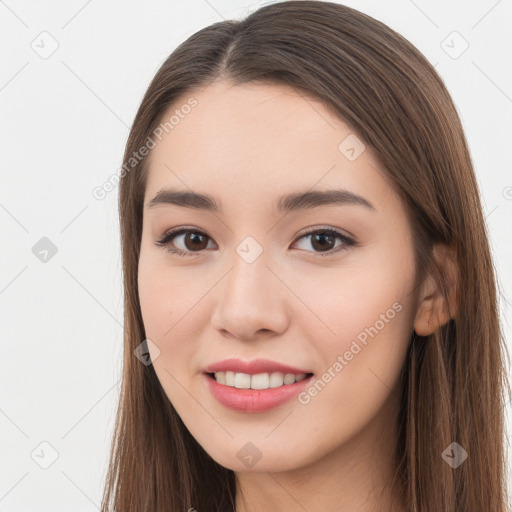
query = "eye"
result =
(292, 227, 356, 256)
(154, 226, 356, 257)
(154, 227, 216, 257)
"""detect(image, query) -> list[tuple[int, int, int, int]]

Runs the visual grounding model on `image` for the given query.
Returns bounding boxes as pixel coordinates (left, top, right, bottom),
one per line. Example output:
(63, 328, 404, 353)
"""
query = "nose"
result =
(210, 250, 290, 341)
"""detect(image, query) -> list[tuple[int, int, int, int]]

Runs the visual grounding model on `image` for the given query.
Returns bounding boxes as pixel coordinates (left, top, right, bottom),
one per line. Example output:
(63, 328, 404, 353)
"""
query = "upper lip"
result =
(203, 358, 313, 375)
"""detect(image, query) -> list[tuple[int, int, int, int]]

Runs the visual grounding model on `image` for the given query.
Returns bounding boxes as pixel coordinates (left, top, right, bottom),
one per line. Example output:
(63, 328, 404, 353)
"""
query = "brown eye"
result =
(155, 226, 356, 258)
(182, 232, 209, 251)
(310, 232, 336, 251)
(293, 228, 355, 256)
(154, 228, 215, 256)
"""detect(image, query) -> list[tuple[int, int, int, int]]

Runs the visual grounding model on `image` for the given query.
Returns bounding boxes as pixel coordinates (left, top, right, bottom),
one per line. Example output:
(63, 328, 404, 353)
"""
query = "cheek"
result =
(297, 259, 411, 346)
(138, 248, 198, 337)
(295, 245, 415, 388)
(291, 268, 413, 445)
(137, 251, 188, 375)
(137, 250, 214, 380)
(137, 258, 198, 406)
(138, 257, 168, 338)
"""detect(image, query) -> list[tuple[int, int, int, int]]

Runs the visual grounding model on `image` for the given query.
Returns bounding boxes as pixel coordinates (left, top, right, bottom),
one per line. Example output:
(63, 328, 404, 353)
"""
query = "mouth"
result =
(203, 370, 315, 413)
(206, 371, 315, 390)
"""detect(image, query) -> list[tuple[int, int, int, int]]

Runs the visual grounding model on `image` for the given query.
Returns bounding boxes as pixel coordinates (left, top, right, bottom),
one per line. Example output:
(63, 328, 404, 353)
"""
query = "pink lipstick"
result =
(203, 358, 315, 413)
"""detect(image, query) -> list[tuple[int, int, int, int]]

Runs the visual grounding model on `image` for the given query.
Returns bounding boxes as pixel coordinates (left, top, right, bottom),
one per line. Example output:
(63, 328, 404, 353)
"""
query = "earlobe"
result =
(413, 244, 458, 336)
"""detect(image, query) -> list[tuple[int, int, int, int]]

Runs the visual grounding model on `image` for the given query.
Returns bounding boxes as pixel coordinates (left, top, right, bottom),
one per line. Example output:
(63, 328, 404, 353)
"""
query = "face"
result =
(138, 80, 418, 473)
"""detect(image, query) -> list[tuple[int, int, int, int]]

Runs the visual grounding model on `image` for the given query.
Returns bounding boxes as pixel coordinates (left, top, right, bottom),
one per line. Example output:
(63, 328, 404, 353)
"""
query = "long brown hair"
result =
(101, 1, 511, 510)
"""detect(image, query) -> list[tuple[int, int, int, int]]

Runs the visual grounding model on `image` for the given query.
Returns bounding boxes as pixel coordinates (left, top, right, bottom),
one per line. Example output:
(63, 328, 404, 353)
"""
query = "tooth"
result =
(283, 373, 296, 385)
(234, 372, 251, 389)
(251, 373, 270, 390)
(215, 372, 226, 384)
(269, 372, 285, 388)
(225, 371, 235, 386)
(214, 371, 310, 387)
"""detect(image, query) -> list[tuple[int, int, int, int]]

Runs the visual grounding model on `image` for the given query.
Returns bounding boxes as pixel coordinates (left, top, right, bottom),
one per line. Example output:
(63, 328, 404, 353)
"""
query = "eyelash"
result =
(154, 226, 356, 258)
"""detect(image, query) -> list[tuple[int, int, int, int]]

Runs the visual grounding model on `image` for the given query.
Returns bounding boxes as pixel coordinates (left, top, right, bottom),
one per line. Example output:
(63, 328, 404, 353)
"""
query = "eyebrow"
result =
(146, 187, 376, 213)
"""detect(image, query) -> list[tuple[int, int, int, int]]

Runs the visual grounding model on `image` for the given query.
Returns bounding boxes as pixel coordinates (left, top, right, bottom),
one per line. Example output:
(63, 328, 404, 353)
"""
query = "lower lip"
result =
(203, 373, 314, 413)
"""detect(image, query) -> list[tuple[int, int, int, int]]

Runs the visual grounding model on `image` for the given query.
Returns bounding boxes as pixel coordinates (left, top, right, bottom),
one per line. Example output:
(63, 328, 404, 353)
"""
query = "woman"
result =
(101, 1, 510, 511)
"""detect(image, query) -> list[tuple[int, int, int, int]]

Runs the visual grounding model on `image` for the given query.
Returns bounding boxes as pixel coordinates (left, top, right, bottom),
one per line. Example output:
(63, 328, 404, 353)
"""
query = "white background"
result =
(1, 0, 511, 510)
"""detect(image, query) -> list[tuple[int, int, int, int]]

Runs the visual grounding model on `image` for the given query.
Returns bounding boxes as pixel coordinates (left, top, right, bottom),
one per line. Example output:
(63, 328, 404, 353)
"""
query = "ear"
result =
(413, 244, 458, 336)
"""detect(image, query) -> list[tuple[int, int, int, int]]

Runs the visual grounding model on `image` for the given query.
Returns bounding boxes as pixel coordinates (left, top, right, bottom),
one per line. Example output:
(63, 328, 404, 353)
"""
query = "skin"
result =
(137, 80, 456, 512)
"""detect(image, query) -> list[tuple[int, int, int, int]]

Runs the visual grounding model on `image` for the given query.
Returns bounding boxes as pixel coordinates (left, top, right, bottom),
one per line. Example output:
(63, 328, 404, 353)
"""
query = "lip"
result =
(203, 358, 312, 375)
(203, 372, 315, 413)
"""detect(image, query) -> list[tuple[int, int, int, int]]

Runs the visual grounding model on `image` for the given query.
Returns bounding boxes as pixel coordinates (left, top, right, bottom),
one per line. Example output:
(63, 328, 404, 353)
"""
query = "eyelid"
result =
(295, 224, 354, 240)
(154, 225, 356, 257)
(292, 226, 356, 257)
(153, 226, 214, 256)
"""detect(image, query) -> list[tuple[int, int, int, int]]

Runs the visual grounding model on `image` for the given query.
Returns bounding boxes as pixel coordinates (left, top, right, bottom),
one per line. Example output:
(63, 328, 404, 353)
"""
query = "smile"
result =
(204, 372, 315, 413)
(211, 371, 310, 389)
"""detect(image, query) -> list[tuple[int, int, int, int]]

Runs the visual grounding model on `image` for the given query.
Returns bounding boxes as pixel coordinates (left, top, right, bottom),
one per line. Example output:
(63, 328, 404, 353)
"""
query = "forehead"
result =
(144, 80, 398, 214)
